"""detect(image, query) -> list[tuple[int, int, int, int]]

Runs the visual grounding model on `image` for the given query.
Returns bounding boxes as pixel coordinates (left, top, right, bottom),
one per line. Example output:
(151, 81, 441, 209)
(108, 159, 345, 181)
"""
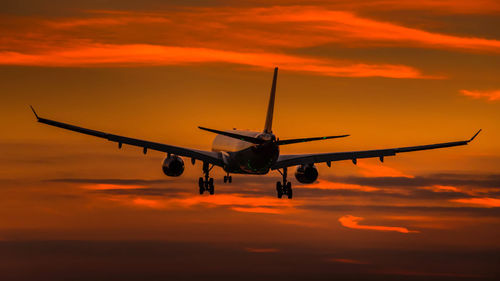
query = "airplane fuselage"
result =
(212, 130, 279, 174)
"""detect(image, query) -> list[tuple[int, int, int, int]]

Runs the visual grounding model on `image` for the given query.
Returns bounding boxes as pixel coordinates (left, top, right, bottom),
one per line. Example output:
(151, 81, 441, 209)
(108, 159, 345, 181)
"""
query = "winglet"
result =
(469, 129, 482, 142)
(30, 105, 40, 120)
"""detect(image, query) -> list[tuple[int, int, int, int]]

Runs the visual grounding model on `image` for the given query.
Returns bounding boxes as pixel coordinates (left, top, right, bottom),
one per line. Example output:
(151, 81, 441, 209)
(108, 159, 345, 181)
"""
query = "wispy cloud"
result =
(357, 162, 414, 178)
(327, 258, 368, 264)
(81, 183, 146, 190)
(2, 5, 500, 78)
(451, 197, 500, 207)
(460, 89, 500, 101)
(222, 6, 500, 52)
(105, 193, 299, 214)
(338, 215, 419, 233)
(327, 173, 500, 189)
(245, 247, 280, 253)
(317, 0, 500, 14)
(0, 44, 425, 78)
(297, 179, 379, 192)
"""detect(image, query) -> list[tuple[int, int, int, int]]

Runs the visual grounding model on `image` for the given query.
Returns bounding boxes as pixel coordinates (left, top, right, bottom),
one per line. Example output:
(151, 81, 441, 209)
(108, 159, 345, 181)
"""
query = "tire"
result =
(209, 178, 214, 186)
(223, 176, 227, 183)
(286, 182, 292, 199)
(209, 185, 214, 195)
(198, 177, 204, 189)
(228, 176, 232, 183)
(276, 181, 283, 198)
(199, 186, 204, 195)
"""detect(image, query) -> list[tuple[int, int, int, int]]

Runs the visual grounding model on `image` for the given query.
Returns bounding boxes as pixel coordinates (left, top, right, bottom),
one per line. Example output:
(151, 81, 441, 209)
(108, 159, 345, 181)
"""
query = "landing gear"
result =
(223, 173, 232, 183)
(276, 181, 283, 198)
(276, 167, 293, 199)
(198, 162, 215, 195)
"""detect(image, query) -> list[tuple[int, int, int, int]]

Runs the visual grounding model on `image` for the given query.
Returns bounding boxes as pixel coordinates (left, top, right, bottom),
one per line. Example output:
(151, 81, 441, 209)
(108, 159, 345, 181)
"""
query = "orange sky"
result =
(0, 1, 499, 280)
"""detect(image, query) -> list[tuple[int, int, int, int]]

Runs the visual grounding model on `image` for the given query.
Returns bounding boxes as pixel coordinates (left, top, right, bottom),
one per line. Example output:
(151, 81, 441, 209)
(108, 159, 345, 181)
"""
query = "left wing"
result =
(272, 130, 481, 169)
(31, 107, 224, 167)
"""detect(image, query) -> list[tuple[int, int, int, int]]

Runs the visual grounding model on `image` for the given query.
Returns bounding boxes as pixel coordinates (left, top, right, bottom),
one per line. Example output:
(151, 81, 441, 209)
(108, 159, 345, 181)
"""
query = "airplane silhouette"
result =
(31, 67, 481, 199)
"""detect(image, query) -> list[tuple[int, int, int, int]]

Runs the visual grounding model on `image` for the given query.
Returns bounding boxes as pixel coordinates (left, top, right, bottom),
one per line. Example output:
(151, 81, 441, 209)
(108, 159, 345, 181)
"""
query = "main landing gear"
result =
(199, 162, 215, 195)
(276, 167, 292, 199)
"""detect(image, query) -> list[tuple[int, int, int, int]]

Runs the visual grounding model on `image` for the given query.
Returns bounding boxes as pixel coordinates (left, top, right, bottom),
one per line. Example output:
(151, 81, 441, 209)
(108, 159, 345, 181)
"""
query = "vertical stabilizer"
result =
(264, 67, 278, 133)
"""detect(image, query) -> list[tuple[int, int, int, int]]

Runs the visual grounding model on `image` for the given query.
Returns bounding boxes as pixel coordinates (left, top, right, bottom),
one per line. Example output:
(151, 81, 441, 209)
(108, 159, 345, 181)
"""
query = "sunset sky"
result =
(0, 0, 499, 280)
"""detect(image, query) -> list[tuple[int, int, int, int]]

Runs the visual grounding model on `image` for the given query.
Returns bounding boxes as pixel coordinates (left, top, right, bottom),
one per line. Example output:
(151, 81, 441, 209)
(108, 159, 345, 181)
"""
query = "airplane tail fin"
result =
(264, 67, 278, 133)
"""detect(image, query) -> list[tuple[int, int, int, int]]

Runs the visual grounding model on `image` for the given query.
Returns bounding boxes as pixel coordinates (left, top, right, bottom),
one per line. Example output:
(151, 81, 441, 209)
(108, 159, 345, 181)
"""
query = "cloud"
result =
(81, 183, 146, 190)
(48, 178, 169, 185)
(338, 215, 419, 233)
(297, 179, 379, 192)
(295, 180, 473, 200)
(451, 197, 500, 207)
(317, 0, 500, 15)
(2, 5, 500, 78)
(132, 197, 164, 209)
(460, 89, 500, 101)
(356, 162, 414, 178)
(104, 192, 299, 214)
(230, 206, 283, 214)
(245, 247, 280, 253)
(327, 258, 368, 264)
(0, 44, 425, 78)
(327, 173, 500, 189)
(227, 6, 500, 52)
(303, 205, 500, 217)
(75, 6, 500, 52)
(46, 15, 171, 28)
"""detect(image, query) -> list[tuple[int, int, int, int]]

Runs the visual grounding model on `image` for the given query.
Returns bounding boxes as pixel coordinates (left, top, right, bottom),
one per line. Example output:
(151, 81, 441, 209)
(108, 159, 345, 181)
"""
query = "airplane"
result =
(30, 67, 481, 199)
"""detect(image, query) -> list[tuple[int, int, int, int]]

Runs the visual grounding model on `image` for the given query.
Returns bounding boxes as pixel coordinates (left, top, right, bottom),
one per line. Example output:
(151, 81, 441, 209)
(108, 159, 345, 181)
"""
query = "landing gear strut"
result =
(276, 167, 292, 199)
(223, 173, 232, 183)
(198, 162, 215, 195)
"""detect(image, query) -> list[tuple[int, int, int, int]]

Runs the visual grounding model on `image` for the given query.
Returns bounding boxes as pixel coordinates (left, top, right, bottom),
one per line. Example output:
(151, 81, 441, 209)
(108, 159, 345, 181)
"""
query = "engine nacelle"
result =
(294, 164, 318, 184)
(162, 155, 185, 177)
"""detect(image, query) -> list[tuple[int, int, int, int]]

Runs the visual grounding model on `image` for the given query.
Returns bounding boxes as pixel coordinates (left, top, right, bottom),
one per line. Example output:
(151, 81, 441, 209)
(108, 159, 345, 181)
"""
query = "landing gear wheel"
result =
(223, 176, 227, 183)
(209, 183, 215, 195)
(286, 182, 293, 199)
(199, 177, 205, 195)
(228, 176, 232, 183)
(198, 177, 204, 194)
(276, 181, 283, 198)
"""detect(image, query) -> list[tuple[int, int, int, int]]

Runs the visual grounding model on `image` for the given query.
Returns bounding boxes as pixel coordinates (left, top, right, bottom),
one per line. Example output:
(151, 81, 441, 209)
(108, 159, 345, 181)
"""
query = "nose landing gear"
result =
(223, 173, 232, 183)
(198, 162, 215, 195)
(276, 167, 292, 199)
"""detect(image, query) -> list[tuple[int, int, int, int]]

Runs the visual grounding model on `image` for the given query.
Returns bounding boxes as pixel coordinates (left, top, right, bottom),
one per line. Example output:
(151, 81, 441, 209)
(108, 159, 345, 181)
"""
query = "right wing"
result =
(273, 130, 481, 169)
(31, 107, 224, 167)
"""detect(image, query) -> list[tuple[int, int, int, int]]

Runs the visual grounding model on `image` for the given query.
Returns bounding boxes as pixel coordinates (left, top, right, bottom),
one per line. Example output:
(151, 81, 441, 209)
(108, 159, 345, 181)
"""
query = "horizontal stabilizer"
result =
(198, 126, 265, 144)
(277, 134, 350, 145)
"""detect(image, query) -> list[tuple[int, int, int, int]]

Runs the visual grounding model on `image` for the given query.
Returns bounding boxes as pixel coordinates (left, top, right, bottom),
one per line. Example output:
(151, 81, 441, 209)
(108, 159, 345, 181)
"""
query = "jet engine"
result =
(294, 164, 318, 184)
(162, 155, 185, 177)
